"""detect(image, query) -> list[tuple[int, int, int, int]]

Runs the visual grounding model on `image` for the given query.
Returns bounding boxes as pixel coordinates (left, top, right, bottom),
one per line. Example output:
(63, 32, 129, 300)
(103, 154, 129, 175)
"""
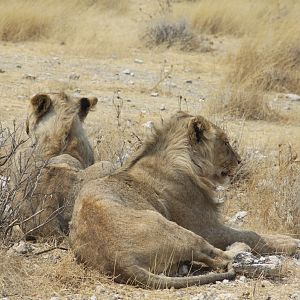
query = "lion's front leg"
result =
(201, 224, 299, 255)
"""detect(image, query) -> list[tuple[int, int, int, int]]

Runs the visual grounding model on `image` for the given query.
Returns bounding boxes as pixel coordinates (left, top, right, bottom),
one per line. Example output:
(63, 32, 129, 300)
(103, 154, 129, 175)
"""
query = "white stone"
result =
(122, 69, 131, 75)
(142, 121, 154, 130)
(12, 241, 33, 254)
(286, 93, 300, 101)
(134, 58, 144, 64)
(150, 92, 159, 97)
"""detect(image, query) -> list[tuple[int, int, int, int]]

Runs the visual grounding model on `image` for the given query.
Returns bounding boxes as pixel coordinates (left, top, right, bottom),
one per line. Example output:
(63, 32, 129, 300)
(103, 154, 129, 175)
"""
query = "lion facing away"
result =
(70, 112, 299, 289)
(10, 92, 113, 238)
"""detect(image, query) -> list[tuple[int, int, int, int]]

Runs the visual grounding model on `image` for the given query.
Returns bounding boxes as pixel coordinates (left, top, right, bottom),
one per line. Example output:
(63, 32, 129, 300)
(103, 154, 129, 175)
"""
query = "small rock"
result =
(0, 69, 5, 73)
(23, 74, 36, 80)
(134, 58, 144, 64)
(178, 264, 189, 276)
(227, 211, 248, 226)
(160, 104, 166, 111)
(130, 72, 135, 77)
(286, 93, 300, 101)
(142, 121, 154, 130)
(90, 295, 97, 300)
(111, 294, 121, 300)
(222, 279, 229, 284)
(122, 69, 131, 75)
(151, 92, 159, 97)
(16, 65, 22, 68)
(290, 292, 300, 300)
(238, 275, 247, 283)
(69, 73, 80, 80)
(95, 285, 106, 294)
(186, 80, 193, 84)
(12, 241, 33, 254)
(129, 80, 135, 85)
(170, 82, 177, 87)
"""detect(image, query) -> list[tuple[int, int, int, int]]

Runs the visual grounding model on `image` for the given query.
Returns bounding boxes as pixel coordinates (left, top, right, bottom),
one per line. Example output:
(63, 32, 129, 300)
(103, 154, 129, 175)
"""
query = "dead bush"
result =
(143, 18, 202, 51)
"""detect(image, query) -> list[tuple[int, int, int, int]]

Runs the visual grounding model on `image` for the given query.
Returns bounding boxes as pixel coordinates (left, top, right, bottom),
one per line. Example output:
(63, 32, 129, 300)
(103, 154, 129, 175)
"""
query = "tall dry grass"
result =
(174, 0, 298, 37)
(224, 142, 300, 237)
(0, 0, 133, 56)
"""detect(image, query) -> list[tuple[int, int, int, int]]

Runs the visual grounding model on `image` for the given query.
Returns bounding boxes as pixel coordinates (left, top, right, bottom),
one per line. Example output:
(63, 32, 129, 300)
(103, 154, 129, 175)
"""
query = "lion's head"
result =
(185, 112, 241, 185)
(26, 92, 98, 168)
(129, 111, 241, 186)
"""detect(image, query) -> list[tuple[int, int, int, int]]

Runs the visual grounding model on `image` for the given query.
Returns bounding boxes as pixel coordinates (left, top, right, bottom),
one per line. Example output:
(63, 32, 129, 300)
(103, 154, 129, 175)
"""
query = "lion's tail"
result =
(125, 264, 235, 289)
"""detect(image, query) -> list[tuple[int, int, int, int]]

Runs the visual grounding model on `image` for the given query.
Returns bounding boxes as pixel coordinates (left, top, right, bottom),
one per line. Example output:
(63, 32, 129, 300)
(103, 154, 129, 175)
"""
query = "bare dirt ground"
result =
(1, 3, 300, 297)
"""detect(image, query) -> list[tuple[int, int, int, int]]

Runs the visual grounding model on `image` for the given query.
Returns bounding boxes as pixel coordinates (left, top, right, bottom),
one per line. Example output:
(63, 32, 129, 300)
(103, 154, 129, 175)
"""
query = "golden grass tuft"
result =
(224, 143, 300, 237)
(0, 0, 132, 55)
(0, 249, 108, 298)
(174, 0, 300, 37)
(206, 87, 281, 121)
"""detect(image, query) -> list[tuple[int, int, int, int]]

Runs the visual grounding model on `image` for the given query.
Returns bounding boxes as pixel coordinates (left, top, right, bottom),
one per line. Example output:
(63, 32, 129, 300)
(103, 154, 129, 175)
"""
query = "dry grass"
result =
(227, 32, 300, 94)
(0, 0, 133, 56)
(224, 142, 300, 237)
(0, 249, 109, 298)
(174, 0, 299, 37)
(206, 87, 281, 121)
(172, 0, 300, 119)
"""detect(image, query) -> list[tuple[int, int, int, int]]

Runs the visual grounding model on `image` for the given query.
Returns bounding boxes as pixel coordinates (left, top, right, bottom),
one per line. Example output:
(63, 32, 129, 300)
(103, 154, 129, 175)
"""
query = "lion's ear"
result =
(78, 97, 98, 121)
(188, 116, 211, 144)
(30, 94, 52, 118)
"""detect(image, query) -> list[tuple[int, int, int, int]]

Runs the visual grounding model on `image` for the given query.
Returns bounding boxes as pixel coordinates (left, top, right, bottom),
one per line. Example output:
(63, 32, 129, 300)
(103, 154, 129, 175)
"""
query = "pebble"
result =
(16, 65, 22, 68)
(23, 74, 36, 80)
(95, 285, 106, 294)
(0, 69, 5, 73)
(186, 80, 193, 84)
(290, 292, 300, 300)
(286, 93, 300, 101)
(151, 92, 159, 97)
(142, 121, 154, 130)
(238, 275, 247, 283)
(122, 69, 131, 75)
(12, 241, 33, 254)
(90, 295, 97, 300)
(222, 279, 229, 284)
(69, 73, 80, 80)
(160, 104, 166, 111)
(134, 58, 144, 64)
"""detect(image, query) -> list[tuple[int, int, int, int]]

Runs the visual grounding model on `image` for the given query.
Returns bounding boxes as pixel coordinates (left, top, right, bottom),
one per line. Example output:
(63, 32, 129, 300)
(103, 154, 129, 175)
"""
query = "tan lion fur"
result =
(69, 111, 299, 288)
(10, 93, 114, 238)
